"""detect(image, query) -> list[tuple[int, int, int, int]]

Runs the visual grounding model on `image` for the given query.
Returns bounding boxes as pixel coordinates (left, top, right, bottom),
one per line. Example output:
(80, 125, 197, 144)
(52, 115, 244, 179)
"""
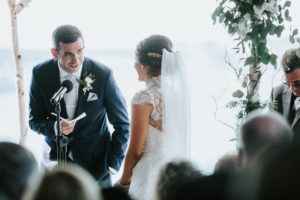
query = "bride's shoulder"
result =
(131, 89, 154, 105)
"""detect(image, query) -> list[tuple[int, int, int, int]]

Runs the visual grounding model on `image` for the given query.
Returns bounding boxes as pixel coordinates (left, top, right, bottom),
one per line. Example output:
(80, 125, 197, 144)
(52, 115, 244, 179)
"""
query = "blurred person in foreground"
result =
(237, 110, 292, 168)
(22, 163, 102, 200)
(0, 141, 37, 200)
(156, 159, 202, 200)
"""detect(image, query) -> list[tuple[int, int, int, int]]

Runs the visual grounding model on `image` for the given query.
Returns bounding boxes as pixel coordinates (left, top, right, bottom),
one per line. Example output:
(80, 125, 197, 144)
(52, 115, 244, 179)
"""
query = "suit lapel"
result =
(282, 88, 292, 120)
(74, 58, 90, 118)
(292, 108, 300, 128)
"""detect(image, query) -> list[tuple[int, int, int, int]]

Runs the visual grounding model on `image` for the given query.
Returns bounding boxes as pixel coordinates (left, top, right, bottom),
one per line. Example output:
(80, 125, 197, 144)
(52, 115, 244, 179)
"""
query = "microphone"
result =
(50, 80, 73, 105)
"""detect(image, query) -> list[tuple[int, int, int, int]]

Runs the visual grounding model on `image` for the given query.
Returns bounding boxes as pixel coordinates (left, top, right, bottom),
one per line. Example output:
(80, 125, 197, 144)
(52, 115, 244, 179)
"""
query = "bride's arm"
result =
(119, 103, 153, 185)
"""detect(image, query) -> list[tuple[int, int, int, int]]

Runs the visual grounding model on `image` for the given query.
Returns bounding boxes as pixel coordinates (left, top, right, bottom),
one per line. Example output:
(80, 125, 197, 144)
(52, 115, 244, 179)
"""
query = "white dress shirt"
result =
(54, 63, 82, 160)
(295, 97, 300, 111)
(58, 63, 82, 119)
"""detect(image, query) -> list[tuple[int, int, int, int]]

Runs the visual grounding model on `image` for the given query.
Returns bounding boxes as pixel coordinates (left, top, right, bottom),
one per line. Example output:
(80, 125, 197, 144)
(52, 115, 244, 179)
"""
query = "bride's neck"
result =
(144, 75, 152, 82)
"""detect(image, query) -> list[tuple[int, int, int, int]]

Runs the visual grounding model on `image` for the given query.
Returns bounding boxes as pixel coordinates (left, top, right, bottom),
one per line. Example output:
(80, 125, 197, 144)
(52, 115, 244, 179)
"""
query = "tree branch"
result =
(212, 96, 235, 130)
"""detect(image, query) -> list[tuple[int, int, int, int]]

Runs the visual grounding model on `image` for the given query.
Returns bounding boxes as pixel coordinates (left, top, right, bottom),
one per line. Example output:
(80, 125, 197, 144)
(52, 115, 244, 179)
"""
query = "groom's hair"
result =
(52, 25, 83, 52)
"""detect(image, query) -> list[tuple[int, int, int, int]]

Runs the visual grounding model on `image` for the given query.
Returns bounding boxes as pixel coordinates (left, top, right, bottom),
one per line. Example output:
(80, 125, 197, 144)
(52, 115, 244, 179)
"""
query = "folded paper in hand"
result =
(51, 112, 86, 124)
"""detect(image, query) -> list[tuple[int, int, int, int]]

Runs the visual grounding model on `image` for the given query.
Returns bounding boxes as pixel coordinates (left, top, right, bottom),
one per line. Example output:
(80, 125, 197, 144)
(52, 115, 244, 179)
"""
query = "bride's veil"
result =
(161, 49, 191, 159)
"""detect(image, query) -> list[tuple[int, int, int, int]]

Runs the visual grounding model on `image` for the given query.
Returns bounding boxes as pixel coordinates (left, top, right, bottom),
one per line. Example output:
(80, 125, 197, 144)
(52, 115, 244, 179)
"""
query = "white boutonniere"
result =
(76, 72, 96, 95)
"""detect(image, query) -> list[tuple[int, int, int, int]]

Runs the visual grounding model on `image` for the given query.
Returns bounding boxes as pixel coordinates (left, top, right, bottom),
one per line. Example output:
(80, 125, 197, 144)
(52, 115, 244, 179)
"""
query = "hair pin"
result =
(147, 52, 162, 58)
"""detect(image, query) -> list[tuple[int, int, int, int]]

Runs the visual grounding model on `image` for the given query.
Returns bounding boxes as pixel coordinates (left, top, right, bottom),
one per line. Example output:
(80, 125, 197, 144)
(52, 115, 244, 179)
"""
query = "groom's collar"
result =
(57, 61, 83, 81)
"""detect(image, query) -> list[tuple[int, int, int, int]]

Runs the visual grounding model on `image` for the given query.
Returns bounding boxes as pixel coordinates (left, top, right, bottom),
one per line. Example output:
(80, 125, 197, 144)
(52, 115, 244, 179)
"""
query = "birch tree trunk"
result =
(248, 66, 261, 102)
(8, 0, 28, 146)
(247, 47, 262, 114)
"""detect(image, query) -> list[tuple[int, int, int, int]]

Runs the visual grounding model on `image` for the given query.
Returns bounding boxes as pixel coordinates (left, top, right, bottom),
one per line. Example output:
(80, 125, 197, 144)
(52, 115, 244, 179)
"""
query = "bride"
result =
(116, 35, 190, 200)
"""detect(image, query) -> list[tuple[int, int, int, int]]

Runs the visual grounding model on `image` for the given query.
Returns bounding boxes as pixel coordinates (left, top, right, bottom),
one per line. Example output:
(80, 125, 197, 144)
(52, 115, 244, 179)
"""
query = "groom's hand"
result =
(60, 120, 76, 135)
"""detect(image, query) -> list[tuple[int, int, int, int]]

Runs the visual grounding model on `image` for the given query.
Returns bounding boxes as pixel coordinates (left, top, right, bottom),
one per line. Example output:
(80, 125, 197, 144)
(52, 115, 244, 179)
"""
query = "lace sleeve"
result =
(131, 90, 154, 106)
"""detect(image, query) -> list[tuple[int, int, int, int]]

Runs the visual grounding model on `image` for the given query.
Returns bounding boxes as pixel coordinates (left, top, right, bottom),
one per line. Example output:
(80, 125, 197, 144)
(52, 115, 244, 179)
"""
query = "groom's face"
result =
(52, 38, 85, 73)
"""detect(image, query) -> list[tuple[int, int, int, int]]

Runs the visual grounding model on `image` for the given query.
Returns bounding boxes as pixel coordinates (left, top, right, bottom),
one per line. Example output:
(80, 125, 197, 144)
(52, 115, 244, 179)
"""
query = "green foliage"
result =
(232, 90, 244, 98)
(296, 49, 300, 58)
(284, 9, 292, 21)
(242, 76, 248, 88)
(212, 0, 297, 129)
(283, 1, 291, 9)
(268, 100, 278, 110)
(76, 79, 85, 85)
(244, 57, 253, 66)
(275, 25, 284, 37)
(270, 54, 278, 67)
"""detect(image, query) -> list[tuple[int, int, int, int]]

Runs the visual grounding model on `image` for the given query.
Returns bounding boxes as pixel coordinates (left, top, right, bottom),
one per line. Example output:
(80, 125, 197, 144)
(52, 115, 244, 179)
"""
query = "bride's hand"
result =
(114, 180, 130, 192)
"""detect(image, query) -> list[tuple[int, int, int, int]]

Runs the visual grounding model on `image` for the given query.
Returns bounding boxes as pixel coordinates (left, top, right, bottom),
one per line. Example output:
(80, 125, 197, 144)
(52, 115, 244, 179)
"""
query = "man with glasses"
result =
(271, 48, 300, 141)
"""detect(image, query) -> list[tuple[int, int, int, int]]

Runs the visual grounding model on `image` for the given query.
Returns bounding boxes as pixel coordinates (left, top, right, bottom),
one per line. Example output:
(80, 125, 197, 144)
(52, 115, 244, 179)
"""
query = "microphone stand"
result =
(55, 101, 70, 168)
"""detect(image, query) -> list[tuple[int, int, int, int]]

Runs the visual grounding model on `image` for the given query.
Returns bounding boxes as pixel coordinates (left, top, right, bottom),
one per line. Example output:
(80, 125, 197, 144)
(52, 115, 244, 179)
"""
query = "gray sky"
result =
(0, 0, 229, 49)
(1, 0, 299, 50)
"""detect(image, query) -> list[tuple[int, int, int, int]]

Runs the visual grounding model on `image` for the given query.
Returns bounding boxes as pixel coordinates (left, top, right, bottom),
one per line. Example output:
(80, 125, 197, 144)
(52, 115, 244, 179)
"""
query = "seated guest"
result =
(173, 172, 229, 200)
(22, 163, 102, 200)
(219, 111, 294, 200)
(237, 110, 292, 168)
(258, 144, 300, 200)
(156, 159, 202, 200)
(214, 153, 237, 174)
(102, 187, 132, 200)
(0, 141, 37, 200)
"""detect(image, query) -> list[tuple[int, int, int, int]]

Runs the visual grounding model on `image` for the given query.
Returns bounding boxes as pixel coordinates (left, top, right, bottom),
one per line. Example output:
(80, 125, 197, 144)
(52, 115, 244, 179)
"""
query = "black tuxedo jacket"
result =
(271, 84, 300, 141)
(29, 57, 130, 181)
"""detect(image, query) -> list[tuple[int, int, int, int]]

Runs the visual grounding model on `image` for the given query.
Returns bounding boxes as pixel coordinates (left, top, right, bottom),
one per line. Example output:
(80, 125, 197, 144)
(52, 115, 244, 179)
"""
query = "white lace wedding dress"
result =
(129, 76, 166, 200)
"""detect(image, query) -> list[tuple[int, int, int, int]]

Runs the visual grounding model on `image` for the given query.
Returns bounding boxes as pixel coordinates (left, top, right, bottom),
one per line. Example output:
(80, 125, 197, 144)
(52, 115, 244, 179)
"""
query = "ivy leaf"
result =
(275, 25, 284, 37)
(285, 10, 292, 21)
(261, 52, 270, 65)
(296, 49, 300, 58)
(226, 100, 239, 109)
(238, 110, 245, 119)
(268, 100, 278, 110)
(244, 57, 253, 66)
(290, 35, 295, 44)
(212, 5, 223, 24)
(278, 14, 284, 24)
(232, 90, 244, 98)
(257, 42, 266, 56)
(238, 68, 243, 78)
(270, 54, 278, 66)
(242, 76, 248, 88)
(293, 29, 298, 36)
(219, 13, 225, 24)
(283, 1, 291, 9)
(269, 24, 277, 36)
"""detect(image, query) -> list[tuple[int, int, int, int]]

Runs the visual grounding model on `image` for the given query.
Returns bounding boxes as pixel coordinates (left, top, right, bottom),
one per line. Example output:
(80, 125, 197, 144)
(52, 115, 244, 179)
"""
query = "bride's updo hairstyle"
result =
(135, 35, 173, 77)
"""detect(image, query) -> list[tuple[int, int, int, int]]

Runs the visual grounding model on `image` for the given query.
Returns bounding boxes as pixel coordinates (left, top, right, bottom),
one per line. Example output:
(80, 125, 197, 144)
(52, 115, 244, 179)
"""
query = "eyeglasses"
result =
(281, 76, 300, 88)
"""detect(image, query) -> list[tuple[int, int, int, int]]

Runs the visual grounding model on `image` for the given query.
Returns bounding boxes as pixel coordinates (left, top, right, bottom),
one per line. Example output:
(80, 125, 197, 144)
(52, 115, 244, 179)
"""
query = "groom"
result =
(29, 24, 130, 187)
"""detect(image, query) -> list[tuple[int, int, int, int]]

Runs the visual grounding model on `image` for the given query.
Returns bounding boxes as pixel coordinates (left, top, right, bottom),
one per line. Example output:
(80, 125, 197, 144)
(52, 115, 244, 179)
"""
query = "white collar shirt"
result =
(58, 63, 82, 119)
(295, 97, 300, 111)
